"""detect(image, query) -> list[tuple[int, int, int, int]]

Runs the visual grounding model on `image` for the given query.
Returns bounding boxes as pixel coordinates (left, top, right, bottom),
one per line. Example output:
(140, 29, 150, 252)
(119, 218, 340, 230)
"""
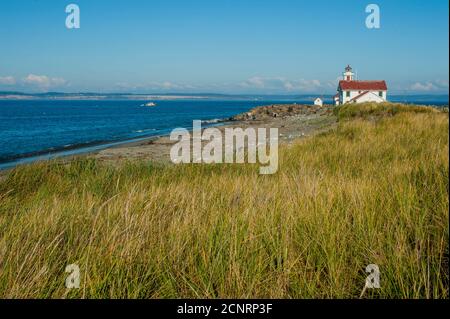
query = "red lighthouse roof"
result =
(339, 80, 387, 91)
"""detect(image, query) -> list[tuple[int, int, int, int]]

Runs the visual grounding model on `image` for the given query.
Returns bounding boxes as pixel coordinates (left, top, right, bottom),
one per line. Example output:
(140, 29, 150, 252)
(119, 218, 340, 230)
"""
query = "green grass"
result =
(0, 103, 448, 298)
(334, 102, 440, 120)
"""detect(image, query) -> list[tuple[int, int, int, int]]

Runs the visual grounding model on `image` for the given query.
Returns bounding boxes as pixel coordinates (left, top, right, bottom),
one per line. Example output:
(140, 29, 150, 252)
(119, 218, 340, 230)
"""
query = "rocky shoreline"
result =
(231, 103, 334, 121)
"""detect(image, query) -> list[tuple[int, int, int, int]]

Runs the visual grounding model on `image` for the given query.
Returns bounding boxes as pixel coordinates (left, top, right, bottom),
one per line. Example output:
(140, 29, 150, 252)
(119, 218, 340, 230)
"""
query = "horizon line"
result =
(0, 91, 449, 97)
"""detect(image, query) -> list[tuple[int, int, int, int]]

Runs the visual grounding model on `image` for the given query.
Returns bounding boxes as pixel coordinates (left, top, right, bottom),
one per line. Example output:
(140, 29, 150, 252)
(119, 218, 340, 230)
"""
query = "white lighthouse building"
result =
(334, 65, 388, 105)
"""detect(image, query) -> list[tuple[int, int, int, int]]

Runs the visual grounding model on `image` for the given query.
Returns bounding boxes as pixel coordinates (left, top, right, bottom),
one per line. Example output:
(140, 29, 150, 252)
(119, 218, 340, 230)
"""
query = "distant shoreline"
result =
(0, 92, 448, 103)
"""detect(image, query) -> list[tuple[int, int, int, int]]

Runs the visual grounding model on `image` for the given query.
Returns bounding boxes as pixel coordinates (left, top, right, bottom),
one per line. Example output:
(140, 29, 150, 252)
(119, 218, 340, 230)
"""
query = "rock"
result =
(232, 103, 333, 121)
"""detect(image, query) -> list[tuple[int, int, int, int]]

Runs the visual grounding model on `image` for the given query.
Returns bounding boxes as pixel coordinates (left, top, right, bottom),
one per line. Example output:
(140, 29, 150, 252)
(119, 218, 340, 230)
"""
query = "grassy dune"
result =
(0, 103, 448, 298)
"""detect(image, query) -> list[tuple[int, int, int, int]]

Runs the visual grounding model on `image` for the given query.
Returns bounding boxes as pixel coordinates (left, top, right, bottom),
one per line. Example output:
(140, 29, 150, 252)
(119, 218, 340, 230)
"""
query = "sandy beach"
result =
(91, 104, 337, 165)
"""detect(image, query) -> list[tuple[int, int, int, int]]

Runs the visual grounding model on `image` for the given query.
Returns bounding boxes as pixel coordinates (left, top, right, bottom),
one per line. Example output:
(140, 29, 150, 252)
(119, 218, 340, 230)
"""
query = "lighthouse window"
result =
(379, 91, 383, 97)
(346, 91, 350, 97)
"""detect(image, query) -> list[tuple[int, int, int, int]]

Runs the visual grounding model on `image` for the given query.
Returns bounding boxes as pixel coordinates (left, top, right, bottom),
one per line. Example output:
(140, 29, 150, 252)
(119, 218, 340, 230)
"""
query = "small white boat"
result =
(141, 102, 157, 107)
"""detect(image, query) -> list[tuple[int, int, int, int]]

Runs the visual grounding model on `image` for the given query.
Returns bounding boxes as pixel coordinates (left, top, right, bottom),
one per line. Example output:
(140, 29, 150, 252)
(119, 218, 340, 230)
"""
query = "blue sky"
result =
(0, 0, 448, 94)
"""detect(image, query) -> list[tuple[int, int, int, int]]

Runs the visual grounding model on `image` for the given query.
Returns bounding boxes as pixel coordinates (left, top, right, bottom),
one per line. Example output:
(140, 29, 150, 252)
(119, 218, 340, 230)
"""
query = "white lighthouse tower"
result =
(343, 64, 355, 81)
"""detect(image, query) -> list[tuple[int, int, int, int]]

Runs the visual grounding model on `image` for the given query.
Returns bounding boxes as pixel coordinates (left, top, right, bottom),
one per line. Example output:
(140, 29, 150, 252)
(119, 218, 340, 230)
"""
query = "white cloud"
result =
(0, 76, 16, 85)
(22, 74, 67, 90)
(160, 81, 182, 90)
(283, 79, 322, 92)
(410, 80, 448, 92)
(410, 82, 437, 92)
(434, 79, 449, 89)
(240, 76, 268, 89)
(240, 76, 323, 92)
(115, 81, 198, 92)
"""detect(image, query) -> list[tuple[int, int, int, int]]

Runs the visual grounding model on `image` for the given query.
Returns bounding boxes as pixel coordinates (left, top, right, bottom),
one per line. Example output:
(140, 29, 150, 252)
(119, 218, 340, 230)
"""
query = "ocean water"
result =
(0, 98, 447, 170)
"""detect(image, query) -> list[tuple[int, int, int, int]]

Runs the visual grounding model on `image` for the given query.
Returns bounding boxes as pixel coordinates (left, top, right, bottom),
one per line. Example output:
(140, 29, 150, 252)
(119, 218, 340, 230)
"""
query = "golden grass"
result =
(335, 102, 440, 120)
(0, 104, 448, 298)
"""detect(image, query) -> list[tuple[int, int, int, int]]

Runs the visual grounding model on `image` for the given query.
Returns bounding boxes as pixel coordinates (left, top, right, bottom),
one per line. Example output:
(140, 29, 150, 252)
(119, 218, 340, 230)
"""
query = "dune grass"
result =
(335, 102, 440, 120)
(0, 103, 448, 298)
